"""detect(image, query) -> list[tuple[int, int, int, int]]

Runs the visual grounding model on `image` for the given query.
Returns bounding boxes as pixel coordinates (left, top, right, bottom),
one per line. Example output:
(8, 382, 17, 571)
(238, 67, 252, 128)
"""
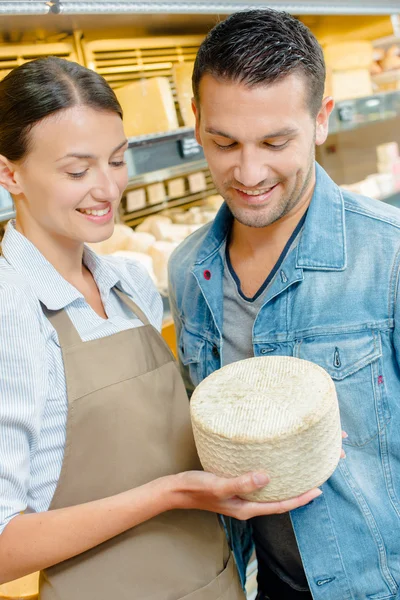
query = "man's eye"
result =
(214, 141, 236, 150)
(265, 141, 289, 150)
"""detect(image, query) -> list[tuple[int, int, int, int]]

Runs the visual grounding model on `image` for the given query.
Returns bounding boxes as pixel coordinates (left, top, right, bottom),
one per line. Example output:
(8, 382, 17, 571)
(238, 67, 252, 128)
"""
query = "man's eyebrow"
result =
(205, 127, 298, 140)
(56, 139, 128, 162)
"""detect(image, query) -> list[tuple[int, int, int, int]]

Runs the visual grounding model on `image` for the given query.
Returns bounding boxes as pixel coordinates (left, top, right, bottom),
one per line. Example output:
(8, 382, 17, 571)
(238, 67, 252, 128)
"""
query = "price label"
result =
(179, 137, 202, 158)
(337, 102, 355, 123)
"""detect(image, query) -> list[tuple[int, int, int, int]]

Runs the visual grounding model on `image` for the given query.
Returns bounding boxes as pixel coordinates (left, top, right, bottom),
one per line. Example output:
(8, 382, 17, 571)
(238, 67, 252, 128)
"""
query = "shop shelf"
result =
(328, 90, 400, 135)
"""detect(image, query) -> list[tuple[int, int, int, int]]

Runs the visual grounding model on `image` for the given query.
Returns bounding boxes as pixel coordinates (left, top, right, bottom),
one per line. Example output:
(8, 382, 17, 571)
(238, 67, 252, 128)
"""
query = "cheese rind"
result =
(190, 356, 342, 501)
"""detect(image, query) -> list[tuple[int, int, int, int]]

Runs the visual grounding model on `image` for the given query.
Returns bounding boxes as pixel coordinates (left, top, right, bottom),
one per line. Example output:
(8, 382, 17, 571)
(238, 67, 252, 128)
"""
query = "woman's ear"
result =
(0, 155, 23, 195)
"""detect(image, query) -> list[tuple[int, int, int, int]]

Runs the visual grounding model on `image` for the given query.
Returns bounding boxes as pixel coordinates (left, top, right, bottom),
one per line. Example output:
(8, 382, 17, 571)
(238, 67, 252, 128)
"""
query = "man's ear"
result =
(315, 96, 335, 146)
(0, 155, 23, 195)
(191, 98, 202, 147)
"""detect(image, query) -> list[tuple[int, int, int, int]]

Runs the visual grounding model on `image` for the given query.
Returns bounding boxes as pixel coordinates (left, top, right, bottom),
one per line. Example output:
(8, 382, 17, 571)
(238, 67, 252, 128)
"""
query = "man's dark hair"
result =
(193, 9, 326, 118)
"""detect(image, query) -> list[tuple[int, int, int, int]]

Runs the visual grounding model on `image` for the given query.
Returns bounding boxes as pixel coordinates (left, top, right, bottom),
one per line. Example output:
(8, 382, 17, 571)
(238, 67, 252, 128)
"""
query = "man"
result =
(168, 9, 400, 600)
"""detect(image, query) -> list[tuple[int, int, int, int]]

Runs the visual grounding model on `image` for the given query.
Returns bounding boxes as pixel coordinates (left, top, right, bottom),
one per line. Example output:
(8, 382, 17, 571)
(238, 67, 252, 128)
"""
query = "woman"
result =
(0, 57, 321, 600)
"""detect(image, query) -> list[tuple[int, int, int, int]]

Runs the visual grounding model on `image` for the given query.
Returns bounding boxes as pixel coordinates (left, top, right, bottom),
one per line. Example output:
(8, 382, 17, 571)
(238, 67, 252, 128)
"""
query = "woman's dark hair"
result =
(0, 56, 123, 161)
(193, 9, 326, 118)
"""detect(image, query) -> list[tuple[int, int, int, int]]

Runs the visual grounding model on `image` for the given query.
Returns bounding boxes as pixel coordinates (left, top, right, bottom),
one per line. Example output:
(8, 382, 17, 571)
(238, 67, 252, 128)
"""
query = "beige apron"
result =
(39, 288, 244, 600)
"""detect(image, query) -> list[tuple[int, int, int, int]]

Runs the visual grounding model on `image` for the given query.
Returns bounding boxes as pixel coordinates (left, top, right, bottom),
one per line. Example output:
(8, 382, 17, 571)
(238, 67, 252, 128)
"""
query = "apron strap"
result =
(42, 288, 151, 349)
(114, 287, 151, 326)
(41, 304, 83, 348)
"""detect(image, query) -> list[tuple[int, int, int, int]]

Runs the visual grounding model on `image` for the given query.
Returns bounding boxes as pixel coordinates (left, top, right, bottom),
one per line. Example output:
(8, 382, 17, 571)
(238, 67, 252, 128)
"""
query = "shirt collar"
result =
(296, 163, 346, 271)
(1, 221, 121, 310)
(195, 163, 346, 271)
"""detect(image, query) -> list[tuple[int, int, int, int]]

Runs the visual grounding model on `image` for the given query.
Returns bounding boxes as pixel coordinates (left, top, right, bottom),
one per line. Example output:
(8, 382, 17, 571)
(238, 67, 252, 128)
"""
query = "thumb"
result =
(219, 472, 270, 497)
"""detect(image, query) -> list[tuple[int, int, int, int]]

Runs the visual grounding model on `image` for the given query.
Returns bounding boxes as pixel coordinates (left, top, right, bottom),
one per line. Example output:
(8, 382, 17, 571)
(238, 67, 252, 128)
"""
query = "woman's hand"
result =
(169, 471, 322, 520)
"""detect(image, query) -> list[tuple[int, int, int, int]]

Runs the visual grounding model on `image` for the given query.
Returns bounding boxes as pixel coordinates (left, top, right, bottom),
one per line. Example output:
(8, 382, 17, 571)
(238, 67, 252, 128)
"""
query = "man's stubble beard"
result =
(212, 145, 316, 229)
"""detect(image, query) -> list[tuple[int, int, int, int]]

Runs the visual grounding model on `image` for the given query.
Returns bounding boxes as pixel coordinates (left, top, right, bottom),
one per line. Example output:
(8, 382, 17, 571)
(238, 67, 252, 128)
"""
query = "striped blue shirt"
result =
(0, 221, 163, 534)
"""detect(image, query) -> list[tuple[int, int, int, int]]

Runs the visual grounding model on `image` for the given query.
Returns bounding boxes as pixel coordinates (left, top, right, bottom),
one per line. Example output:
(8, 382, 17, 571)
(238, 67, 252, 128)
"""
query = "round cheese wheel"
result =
(190, 356, 342, 502)
(112, 250, 156, 283)
(136, 215, 172, 238)
(125, 231, 156, 254)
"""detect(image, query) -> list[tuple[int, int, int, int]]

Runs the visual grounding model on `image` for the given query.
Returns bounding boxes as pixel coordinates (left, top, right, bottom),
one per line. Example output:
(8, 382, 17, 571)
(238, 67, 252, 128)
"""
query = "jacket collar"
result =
(194, 163, 346, 272)
(1, 221, 121, 310)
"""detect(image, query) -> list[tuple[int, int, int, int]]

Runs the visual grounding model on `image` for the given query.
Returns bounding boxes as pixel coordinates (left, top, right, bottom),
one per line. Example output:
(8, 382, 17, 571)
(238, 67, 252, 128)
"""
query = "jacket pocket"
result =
(178, 327, 207, 388)
(297, 330, 389, 447)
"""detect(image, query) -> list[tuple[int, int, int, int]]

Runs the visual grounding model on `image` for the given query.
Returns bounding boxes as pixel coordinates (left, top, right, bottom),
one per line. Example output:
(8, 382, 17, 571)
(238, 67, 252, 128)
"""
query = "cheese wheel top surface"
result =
(190, 356, 337, 442)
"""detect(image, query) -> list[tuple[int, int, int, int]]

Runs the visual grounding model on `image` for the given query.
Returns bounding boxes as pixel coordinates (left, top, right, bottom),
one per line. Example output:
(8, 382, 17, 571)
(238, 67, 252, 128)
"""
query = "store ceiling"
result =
(0, 0, 400, 17)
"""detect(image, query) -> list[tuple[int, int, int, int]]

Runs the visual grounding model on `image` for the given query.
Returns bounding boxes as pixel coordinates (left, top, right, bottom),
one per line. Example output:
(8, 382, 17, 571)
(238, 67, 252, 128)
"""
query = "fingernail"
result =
(343, 432, 348, 438)
(253, 473, 269, 486)
(314, 489, 323, 498)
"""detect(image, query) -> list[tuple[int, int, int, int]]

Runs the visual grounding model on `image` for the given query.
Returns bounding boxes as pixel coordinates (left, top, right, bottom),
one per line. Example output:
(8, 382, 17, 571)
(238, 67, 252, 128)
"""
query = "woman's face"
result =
(12, 105, 128, 245)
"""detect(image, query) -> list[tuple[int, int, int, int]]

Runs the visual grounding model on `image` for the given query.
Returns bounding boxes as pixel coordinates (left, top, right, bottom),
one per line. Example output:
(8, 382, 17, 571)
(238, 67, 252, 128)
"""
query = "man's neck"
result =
(230, 190, 313, 259)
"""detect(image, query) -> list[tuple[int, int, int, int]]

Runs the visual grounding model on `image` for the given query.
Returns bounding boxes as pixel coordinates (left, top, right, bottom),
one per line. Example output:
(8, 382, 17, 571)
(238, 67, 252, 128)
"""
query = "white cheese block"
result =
(115, 77, 178, 137)
(324, 41, 373, 71)
(126, 188, 146, 212)
(188, 171, 207, 193)
(147, 182, 167, 206)
(331, 69, 373, 101)
(151, 221, 201, 243)
(149, 241, 179, 290)
(191, 356, 342, 502)
(167, 177, 186, 199)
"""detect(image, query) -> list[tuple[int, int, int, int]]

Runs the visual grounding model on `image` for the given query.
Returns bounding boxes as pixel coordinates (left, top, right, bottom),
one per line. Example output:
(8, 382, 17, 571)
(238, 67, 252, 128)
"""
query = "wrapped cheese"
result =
(191, 356, 342, 502)
(172, 61, 196, 127)
(115, 77, 178, 137)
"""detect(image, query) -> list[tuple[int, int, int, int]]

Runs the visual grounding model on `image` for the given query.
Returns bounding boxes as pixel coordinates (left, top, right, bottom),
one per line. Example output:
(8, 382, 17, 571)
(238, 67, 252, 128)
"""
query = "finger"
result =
(258, 488, 322, 515)
(216, 472, 270, 498)
(342, 431, 348, 438)
(340, 449, 346, 458)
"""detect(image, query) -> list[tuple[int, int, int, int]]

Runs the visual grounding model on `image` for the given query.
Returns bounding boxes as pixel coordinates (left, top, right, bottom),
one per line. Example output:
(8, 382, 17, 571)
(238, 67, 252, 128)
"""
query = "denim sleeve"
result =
(167, 263, 195, 399)
(393, 257, 400, 366)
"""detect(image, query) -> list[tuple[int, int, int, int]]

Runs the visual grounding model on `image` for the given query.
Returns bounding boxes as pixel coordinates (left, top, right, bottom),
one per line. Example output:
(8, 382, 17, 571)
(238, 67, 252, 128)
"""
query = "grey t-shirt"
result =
(222, 215, 309, 591)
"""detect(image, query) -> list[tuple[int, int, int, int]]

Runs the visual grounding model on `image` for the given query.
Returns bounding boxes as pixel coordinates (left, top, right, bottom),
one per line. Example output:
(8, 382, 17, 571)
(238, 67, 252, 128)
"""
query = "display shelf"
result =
(123, 183, 215, 227)
(126, 128, 204, 181)
(328, 90, 400, 135)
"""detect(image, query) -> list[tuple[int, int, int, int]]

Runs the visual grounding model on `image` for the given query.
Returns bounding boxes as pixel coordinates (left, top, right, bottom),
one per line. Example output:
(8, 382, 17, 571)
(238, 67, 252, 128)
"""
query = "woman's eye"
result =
(67, 170, 88, 179)
(110, 160, 127, 168)
(214, 141, 236, 150)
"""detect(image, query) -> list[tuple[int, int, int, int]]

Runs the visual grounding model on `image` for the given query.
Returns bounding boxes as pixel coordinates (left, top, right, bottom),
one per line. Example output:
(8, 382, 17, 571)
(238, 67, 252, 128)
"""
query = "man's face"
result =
(194, 73, 332, 228)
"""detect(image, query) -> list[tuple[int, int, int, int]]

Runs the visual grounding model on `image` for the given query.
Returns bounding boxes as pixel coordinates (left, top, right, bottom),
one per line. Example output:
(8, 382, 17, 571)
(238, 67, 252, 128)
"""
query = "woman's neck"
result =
(15, 217, 86, 284)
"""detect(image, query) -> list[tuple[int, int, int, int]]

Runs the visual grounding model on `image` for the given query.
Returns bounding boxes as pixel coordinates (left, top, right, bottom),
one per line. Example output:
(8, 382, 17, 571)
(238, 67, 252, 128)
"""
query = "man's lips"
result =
(233, 183, 280, 204)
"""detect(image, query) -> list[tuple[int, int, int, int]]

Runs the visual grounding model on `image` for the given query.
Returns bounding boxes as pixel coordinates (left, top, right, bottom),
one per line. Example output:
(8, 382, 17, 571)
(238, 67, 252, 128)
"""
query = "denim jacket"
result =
(168, 164, 400, 600)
